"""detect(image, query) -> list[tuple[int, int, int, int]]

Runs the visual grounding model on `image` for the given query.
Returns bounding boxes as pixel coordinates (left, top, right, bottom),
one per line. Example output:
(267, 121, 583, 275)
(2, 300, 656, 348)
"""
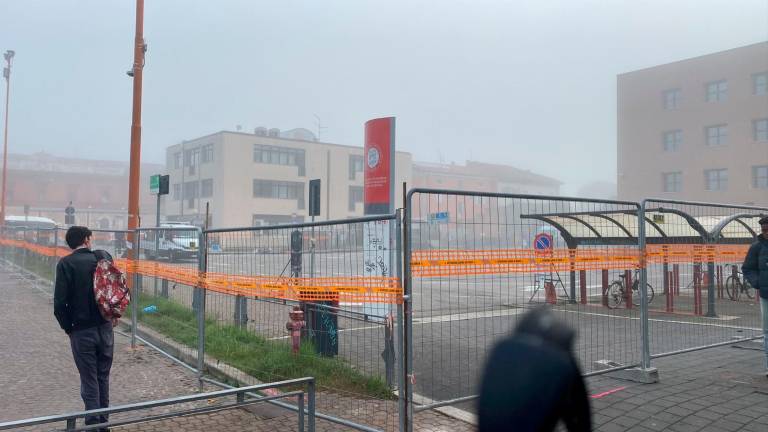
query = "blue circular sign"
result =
(534, 233, 553, 251)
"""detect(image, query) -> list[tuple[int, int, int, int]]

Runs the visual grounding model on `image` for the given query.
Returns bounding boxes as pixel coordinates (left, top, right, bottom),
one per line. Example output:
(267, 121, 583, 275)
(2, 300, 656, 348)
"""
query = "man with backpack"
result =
(742, 216, 768, 377)
(53, 226, 117, 430)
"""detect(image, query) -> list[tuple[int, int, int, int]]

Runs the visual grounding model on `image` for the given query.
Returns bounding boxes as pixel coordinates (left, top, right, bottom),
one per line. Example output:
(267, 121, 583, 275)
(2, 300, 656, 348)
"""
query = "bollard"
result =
(234, 295, 248, 328)
(579, 270, 587, 305)
(286, 306, 305, 355)
(601, 269, 609, 307)
(624, 270, 633, 309)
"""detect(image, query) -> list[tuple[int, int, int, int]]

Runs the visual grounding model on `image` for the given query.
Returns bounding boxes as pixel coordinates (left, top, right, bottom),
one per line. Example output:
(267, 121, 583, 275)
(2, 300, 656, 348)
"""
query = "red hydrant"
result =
(286, 306, 305, 355)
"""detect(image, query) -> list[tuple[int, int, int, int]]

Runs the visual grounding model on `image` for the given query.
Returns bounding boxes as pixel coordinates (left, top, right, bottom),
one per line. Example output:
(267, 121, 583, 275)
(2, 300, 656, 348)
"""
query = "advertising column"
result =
(362, 117, 395, 322)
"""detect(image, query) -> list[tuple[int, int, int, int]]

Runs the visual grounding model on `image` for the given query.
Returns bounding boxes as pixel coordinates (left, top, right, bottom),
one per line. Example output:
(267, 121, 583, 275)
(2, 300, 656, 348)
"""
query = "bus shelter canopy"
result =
(520, 209, 765, 248)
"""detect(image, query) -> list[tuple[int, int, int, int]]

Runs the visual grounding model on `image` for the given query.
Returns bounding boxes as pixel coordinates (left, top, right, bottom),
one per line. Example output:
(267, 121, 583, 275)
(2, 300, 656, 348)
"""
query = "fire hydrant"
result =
(286, 306, 305, 355)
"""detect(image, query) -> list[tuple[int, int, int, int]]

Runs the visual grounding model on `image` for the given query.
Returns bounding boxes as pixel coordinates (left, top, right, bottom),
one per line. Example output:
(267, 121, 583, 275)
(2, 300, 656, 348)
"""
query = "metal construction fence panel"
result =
(639, 199, 768, 360)
(130, 227, 204, 374)
(404, 189, 645, 413)
(203, 214, 403, 432)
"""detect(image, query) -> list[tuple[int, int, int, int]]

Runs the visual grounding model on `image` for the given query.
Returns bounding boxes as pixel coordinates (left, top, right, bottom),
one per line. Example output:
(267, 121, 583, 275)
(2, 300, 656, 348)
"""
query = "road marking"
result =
(414, 308, 526, 324)
(550, 307, 762, 331)
(590, 386, 627, 399)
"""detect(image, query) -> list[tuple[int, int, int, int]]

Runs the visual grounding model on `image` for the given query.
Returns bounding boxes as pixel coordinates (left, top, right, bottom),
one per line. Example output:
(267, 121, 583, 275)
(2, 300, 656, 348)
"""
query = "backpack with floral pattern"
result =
(93, 250, 130, 320)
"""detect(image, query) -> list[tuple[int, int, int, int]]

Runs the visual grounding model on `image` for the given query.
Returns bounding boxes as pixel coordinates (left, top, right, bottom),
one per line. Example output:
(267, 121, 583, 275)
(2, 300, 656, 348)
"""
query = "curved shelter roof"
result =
(521, 208, 766, 248)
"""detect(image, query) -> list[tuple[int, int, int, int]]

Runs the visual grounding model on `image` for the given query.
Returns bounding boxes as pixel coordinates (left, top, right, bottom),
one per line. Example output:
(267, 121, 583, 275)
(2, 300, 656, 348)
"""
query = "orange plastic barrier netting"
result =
(411, 247, 641, 277)
(411, 245, 752, 277)
(0, 239, 402, 303)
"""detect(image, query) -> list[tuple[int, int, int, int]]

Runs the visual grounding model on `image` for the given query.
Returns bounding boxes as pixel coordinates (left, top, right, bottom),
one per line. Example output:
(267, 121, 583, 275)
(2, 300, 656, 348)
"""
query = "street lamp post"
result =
(127, 0, 145, 235)
(1, 50, 15, 225)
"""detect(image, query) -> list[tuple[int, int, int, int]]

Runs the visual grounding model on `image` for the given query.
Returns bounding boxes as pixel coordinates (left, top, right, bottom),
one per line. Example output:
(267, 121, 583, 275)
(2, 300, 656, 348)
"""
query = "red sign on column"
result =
(364, 117, 396, 215)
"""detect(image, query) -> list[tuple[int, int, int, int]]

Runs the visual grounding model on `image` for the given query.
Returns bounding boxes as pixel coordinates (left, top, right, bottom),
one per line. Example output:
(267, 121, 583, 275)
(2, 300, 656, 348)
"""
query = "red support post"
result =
(666, 270, 674, 313)
(673, 264, 680, 295)
(716, 265, 723, 299)
(693, 263, 703, 316)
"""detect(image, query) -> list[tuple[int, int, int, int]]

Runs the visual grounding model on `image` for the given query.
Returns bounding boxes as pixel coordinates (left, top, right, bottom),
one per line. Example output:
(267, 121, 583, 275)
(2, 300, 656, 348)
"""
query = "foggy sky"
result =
(1, 0, 766, 195)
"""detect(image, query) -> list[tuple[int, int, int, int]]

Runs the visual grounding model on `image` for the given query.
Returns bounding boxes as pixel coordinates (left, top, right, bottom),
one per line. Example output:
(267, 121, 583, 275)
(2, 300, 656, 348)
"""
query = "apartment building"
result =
(164, 128, 412, 228)
(618, 42, 768, 205)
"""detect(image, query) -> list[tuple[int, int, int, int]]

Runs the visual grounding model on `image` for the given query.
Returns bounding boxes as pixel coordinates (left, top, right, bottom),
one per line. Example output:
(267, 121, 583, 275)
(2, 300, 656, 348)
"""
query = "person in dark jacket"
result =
(478, 307, 591, 432)
(54, 226, 115, 430)
(742, 216, 768, 376)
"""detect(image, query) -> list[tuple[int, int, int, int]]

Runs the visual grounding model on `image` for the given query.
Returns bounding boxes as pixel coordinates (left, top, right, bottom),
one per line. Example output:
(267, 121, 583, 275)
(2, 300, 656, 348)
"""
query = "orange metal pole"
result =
(127, 0, 145, 235)
(1, 52, 13, 224)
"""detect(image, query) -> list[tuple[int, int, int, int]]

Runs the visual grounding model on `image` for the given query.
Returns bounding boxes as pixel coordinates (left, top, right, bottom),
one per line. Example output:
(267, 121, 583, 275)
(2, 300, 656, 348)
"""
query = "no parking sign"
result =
(534, 232, 553, 255)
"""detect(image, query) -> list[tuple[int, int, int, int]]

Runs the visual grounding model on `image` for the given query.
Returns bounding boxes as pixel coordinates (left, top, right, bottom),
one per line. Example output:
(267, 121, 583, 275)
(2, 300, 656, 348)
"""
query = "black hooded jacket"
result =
(742, 234, 768, 300)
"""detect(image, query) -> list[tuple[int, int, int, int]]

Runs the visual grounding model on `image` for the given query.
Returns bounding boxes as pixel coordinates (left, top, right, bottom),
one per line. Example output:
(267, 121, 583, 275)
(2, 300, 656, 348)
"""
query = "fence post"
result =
(52, 227, 59, 284)
(394, 209, 406, 432)
(637, 202, 652, 372)
(298, 392, 305, 432)
(308, 378, 316, 432)
(579, 270, 587, 305)
(131, 229, 140, 349)
(403, 193, 414, 432)
(601, 269, 609, 307)
(693, 263, 703, 316)
(196, 229, 207, 389)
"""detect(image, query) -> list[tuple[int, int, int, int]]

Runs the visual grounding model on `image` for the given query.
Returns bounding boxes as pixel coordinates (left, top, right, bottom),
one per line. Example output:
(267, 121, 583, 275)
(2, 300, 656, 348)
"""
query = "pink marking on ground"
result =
(590, 386, 627, 399)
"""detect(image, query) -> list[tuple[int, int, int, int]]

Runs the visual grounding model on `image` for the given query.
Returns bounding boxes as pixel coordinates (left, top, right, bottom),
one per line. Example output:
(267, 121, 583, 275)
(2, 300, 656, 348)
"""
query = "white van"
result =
(142, 223, 199, 262)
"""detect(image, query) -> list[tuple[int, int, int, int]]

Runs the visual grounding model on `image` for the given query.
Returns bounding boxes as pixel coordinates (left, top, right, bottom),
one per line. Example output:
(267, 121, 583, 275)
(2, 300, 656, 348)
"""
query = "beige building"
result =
(618, 42, 768, 206)
(164, 129, 412, 228)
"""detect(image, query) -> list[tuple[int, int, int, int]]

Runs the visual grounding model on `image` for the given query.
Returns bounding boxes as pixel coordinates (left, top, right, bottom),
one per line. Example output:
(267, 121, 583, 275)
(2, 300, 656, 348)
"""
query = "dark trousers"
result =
(69, 322, 114, 427)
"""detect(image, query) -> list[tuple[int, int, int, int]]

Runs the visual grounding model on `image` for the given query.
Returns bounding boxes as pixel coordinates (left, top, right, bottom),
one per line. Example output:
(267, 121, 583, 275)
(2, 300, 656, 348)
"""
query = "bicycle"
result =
(725, 265, 754, 301)
(606, 270, 655, 309)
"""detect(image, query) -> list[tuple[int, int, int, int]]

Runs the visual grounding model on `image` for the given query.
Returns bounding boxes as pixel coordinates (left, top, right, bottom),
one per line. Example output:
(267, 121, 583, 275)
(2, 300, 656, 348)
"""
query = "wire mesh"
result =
(131, 227, 202, 369)
(204, 216, 402, 431)
(406, 190, 644, 411)
(641, 199, 768, 358)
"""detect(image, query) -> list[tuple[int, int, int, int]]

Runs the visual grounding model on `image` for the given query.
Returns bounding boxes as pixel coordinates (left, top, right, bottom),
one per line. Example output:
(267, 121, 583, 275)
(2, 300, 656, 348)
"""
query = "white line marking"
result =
(550, 307, 762, 331)
(414, 308, 526, 324)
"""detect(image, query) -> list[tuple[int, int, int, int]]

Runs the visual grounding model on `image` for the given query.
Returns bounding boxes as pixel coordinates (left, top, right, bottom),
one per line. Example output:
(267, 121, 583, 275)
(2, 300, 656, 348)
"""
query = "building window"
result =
(753, 166, 768, 189)
(201, 144, 214, 163)
(662, 172, 682, 193)
(706, 125, 728, 146)
(173, 152, 181, 169)
(705, 80, 727, 102)
(184, 148, 200, 168)
(754, 119, 768, 142)
(67, 184, 77, 202)
(253, 144, 306, 176)
(172, 184, 181, 201)
(663, 88, 681, 110)
(348, 186, 364, 211)
(754, 72, 768, 96)
(100, 188, 111, 204)
(704, 169, 728, 191)
(183, 181, 199, 199)
(349, 155, 364, 180)
(201, 179, 213, 198)
(663, 130, 682, 152)
(252, 180, 305, 209)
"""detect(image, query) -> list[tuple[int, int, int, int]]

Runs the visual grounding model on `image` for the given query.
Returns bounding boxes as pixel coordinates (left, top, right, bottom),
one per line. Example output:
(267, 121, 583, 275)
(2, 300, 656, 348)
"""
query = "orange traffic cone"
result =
(545, 281, 557, 305)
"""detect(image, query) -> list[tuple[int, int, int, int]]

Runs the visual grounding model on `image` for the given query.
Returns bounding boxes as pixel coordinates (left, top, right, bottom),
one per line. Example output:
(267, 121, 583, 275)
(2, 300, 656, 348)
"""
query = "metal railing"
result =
(0, 377, 316, 431)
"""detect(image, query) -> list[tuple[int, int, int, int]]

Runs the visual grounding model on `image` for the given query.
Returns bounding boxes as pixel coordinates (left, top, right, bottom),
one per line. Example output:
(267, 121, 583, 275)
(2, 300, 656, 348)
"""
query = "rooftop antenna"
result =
(313, 114, 328, 142)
